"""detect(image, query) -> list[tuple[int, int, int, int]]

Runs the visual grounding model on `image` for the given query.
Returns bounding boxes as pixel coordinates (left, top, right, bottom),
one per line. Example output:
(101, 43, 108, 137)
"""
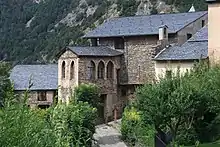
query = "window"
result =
(88, 61, 96, 79)
(163, 28, 167, 38)
(187, 33, 192, 40)
(62, 61, 66, 79)
(121, 89, 127, 96)
(91, 38, 98, 46)
(107, 61, 114, 79)
(202, 20, 205, 27)
(114, 38, 124, 49)
(37, 91, 47, 101)
(98, 61, 105, 79)
(70, 61, 74, 80)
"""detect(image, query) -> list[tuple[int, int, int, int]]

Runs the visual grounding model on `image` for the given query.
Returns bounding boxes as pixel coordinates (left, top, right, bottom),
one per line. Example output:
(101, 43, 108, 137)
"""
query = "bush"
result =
(0, 90, 97, 147)
(74, 83, 100, 108)
(121, 106, 155, 146)
(135, 63, 220, 146)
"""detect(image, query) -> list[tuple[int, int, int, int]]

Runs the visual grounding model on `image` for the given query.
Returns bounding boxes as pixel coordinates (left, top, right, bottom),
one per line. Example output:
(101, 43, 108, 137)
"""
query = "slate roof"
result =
(10, 64, 58, 91)
(66, 46, 123, 57)
(84, 11, 207, 38)
(189, 26, 208, 41)
(155, 26, 208, 61)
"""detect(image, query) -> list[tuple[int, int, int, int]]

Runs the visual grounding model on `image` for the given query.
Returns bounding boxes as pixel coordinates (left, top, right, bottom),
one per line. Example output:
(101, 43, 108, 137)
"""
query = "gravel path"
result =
(93, 120, 127, 147)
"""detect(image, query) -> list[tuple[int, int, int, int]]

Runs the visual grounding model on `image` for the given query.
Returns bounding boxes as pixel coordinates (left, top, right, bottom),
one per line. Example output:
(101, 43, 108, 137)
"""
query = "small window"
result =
(37, 91, 47, 101)
(187, 33, 192, 40)
(121, 89, 127, 96)
(91, 38, 98, 46)
(98, 61, 105, 79)
(114, 38, 124, 49)
(70, 61, 74, 80)
(163, 28, 167, 38)
(202, 20, 205, 27)
(62, 61, 66, 79)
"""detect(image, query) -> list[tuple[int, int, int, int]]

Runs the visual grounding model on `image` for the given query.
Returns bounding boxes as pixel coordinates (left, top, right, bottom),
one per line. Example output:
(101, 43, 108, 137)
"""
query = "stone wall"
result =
(177, 14, 208, 45)
(16, 90, 55, 108)
(58, 50, 79, 103)
(78, 56, 122, 121)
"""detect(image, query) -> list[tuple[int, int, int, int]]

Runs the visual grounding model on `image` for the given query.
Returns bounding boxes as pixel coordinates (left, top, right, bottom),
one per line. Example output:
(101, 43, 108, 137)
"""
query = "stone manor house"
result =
(10, 0, 220, 122)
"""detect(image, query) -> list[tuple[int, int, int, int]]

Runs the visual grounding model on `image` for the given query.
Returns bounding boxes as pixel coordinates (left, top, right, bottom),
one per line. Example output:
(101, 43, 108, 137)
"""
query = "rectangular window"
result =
(37, 91, 47, 101)
(202, 20, 205, 27)
(114, 38, 124, 49)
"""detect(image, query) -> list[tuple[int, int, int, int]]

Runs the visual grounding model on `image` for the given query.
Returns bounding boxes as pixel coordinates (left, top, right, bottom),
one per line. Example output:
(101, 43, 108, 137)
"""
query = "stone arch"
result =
(70, 61, 74, 80)
(107, 61, 114, 79)
(62, 61, 66, 79)
(88, 60, 96, 79)
(98, 61, 105, 79)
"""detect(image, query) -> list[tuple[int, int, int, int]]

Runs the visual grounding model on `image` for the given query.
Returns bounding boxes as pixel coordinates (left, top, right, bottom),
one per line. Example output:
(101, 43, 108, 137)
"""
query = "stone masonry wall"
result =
(177, 14, 208, 45)
(16, 90, 55, 108)
(78, 56, 122, 121)
(58, 50, 79, 103)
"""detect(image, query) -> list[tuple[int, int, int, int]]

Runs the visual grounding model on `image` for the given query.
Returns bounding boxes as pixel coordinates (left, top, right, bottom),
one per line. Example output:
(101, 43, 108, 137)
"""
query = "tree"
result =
(0, 61, 13, 107)
(135, 64, 220, 145)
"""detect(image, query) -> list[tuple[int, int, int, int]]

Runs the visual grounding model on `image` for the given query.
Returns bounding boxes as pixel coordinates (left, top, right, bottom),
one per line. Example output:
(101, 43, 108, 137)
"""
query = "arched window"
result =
(70, 61, 74, 80)
(62, 61, 66, 79)
(88, 61, 96, 79)
(98, 61, 105, 79)
(107, 61, 114, 79)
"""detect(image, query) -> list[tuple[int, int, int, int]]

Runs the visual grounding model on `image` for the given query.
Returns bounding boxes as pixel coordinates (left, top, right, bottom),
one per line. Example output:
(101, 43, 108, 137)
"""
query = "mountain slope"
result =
(0, 0, 207, 64)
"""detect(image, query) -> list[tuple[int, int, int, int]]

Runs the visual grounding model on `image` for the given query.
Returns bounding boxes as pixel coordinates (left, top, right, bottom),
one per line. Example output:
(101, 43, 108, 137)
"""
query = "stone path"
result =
(93, 120, 128, 147)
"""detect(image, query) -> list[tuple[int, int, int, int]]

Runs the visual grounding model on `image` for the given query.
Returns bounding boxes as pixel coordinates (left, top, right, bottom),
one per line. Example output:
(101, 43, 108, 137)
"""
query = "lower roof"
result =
(65, 46, 123, 57)
(154, 41, 208, 61)
(10, 64, 58, 91)
(155, 26, 208, 61)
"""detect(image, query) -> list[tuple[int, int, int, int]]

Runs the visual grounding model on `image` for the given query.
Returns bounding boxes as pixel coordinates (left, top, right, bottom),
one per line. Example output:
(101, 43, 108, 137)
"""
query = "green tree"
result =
(135, 64, 220, 145)
(0, 61, 13, 107)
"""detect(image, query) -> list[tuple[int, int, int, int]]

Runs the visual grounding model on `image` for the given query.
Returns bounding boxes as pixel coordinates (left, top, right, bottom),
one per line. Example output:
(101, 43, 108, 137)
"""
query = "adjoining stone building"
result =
(10, 65, 57, 108)
(10, 10, 209, 122)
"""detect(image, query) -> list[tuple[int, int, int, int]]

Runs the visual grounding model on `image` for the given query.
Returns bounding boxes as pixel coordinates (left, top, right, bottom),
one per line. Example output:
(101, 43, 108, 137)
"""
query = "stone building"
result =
(10, 10, 209, 122)
(10, 65, 57, 108)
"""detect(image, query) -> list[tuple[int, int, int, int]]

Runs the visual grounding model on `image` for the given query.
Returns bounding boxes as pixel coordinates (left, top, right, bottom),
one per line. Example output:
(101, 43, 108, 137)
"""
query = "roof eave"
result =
(154, 57, 208, 61)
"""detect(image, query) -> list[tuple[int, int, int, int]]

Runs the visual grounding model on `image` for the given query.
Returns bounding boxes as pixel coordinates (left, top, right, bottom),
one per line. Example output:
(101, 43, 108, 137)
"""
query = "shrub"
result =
(121, 106, 155, 146)
(74, 83, 100, 108)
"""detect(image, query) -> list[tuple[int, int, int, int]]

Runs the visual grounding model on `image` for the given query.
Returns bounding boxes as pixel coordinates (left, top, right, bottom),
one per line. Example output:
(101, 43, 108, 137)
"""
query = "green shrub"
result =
(121, 106, 155, 146)
(74, 83, 100, 108)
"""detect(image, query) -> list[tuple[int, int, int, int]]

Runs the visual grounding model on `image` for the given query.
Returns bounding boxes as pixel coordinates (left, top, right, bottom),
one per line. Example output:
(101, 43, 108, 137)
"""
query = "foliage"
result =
(121, 106, 155, 146)
(0, 89, 97, 147)
(74, 83, 100, 108)
(0, 61, 13, 107)
(134, 63, 220, 146)
(0, 0, 207, 64)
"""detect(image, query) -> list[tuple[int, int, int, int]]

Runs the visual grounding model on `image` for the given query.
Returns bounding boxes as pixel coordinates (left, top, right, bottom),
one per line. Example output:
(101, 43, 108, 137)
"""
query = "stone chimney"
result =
(158, 25, 169, 48)
(207, 0, 220, 64)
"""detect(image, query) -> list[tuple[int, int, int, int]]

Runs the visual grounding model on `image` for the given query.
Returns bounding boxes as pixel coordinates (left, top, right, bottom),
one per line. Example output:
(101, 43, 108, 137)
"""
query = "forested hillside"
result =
(0, 0, 207, 64)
